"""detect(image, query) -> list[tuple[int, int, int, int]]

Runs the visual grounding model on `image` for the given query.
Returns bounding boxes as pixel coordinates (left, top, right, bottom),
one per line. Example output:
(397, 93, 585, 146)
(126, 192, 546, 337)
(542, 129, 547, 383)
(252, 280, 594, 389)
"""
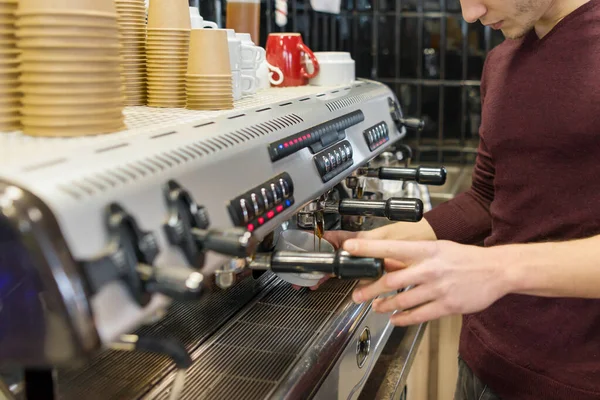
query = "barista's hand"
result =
(343, 239, 511, 326)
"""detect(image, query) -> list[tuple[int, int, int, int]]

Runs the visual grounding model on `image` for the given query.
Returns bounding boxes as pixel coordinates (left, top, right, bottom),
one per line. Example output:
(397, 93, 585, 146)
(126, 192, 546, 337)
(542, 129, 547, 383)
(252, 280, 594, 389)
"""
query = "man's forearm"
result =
(365, 219, 438, 241)
(496, 235, 600, 299)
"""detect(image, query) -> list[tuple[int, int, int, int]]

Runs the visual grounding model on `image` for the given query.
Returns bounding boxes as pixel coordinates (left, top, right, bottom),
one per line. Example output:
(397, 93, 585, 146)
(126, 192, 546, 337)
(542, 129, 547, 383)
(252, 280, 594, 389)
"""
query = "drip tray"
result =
(56, 274, 356, 400)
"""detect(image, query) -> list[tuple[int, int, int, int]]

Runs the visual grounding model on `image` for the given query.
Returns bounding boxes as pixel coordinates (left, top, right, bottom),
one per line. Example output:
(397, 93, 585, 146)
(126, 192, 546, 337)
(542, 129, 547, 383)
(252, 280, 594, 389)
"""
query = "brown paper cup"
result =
(147, 0, 190, 29)
(21, 106, 124, 118)
(20, 71, 122, 84)
(18, 36, 121, 49)
(147, 28, 189, 36)
(20, 60, 121, 72)
(187, 29, 230, 76)
(16, 14, 118, 29)
(22, 94, 124, 105)
(20, 81, 123, 94)
(16, 25, 119, 38)
(17, 0, 118, 15)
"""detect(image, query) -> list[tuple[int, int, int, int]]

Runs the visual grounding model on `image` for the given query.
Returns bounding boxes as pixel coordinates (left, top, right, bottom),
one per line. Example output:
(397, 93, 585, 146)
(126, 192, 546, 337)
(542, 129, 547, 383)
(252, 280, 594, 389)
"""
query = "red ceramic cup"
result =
(266, 33, 320, 87)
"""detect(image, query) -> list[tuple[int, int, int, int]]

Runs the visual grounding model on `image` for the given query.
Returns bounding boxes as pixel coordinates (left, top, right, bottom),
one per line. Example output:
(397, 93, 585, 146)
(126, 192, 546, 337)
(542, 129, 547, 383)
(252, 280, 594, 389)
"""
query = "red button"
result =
(247, 224, 255, 232)
(258, 217, 265, 225)
(276, 205, 284, 212)
(267, 211, 275, 219)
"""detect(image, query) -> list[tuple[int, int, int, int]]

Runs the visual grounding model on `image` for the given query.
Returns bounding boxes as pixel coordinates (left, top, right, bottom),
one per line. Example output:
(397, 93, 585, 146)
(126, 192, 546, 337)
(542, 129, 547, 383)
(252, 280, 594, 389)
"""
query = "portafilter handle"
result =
(358, 166, 447, 186)
(329, 198, 423, 222)
(249, 250, 384, 280)
(191, 227, 258, 259)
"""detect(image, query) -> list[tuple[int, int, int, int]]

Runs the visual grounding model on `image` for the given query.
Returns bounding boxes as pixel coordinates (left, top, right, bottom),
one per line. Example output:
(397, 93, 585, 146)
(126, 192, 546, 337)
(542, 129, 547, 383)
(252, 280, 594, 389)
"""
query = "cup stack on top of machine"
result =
(115, 0, 146, 106)
(186, 29, 233, 111)
(15, 0, 126, 136)
(146, 0, 190, 108)
(0, 0, 20, 132)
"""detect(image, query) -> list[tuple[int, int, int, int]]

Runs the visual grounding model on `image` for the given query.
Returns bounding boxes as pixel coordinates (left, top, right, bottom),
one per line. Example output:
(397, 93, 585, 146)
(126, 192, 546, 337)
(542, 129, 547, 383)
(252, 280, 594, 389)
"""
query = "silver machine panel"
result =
(0, 80, 428, 399)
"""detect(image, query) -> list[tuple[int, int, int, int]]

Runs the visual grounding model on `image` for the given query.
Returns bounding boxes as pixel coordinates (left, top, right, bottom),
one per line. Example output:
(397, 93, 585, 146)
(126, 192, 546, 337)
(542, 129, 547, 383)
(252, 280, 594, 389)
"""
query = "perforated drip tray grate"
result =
(56, 273, 277, 400)
(56, 275, 356, 400)
(145, 279, 356, 400)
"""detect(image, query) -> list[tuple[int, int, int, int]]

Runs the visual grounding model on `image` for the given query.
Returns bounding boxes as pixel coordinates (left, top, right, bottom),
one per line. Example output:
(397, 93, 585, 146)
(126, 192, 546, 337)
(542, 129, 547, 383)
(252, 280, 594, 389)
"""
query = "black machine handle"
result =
(337, 198, 423, 222)
(142, 265, 204, 302)
(253, 250, 383, 279)
(360, 166, 447, 186)
(399, 117, 425, 131)
(192, 227, 258, 258)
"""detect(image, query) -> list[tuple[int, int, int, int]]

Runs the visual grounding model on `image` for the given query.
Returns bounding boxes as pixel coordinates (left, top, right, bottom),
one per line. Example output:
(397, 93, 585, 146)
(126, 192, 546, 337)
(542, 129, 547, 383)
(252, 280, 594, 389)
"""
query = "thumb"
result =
(343, 239, 436, 264)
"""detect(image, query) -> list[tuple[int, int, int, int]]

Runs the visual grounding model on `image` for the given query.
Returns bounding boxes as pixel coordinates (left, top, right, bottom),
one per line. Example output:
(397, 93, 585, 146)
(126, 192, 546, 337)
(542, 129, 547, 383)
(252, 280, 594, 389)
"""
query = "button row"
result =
(269, 110, 364, 162)
(228, 173, 295, 229)
(363, 122, 390, 151)
(314, 140, 354, 183)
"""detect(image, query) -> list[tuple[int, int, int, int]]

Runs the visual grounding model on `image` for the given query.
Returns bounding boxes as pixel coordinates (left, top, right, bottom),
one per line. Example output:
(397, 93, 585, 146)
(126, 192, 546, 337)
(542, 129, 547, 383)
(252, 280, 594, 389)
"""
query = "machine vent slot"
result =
(279, 102, 292, 107)
(256, 107, 271, 112)
(194, 121, 215, 128)
(55, 113, 304, 199)
(150, 131, 177, 139)
(22, 158, 67, 172)
(95, 173, 117, 188)
(106, 170, 128, 183)
(171, 149, 189, 162)
(95, 143, 129, 153)
(224, 133, 241, 144)
(325, 93, 373, 112)
(299, 97, 310, 101)
(57, 184, 83, 199)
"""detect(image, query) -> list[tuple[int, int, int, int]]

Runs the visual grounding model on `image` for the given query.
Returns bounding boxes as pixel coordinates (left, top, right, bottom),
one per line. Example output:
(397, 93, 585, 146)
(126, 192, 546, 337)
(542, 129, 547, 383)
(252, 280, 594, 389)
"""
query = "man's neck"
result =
(535, 0, 592, 38)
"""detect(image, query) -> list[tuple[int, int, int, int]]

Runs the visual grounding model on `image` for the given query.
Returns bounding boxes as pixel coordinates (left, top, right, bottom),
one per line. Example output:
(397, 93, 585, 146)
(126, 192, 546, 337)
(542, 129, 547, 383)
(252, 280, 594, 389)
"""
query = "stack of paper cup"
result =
(0, 0, 20, 132)
(146, 0, 190, 108)
(15, 0, 126, 136)
(186, 29, 233, 111)
(116, 0, 146, 106)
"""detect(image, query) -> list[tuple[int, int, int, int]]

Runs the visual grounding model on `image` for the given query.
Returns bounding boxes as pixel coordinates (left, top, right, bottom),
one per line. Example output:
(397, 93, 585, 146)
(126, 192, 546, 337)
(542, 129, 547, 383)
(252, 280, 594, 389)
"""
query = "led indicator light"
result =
(276, 205, 284, 212)
(258, 217, 265, 225)
(288, 141, 294, 146)
(294, 139, 299, 144)
(302, 135, 308, 140)
(279, 144, 284, 149)
(247, 224, 255, 232)
(307, 133, 311, 138)
(298, 137, 303, 142)
(267, 211, 275, 219)
(285, 200, 291, 207)
(284, 143, 289, 148)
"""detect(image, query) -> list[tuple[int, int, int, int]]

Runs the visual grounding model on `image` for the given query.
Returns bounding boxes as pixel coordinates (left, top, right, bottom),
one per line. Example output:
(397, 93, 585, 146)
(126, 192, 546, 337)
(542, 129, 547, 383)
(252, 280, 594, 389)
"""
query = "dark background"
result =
(191, 0, 505, 165)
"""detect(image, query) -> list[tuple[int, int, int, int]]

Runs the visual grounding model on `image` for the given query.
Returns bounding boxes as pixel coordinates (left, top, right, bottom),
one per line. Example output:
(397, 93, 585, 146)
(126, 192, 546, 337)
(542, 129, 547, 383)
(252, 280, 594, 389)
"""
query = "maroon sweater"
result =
(424, 2, 600, 399)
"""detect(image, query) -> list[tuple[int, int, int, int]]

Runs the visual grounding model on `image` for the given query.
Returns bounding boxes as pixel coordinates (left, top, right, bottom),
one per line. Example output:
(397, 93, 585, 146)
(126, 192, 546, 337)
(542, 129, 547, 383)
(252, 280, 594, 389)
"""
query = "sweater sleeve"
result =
(423, 54, 496, 245)
(423, 137, 494, 244)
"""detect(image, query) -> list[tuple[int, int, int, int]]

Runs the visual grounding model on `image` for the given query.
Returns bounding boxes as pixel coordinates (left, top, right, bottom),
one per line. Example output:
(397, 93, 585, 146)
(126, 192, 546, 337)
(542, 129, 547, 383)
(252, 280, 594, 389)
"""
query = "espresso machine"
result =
(0, 80, 446, 399)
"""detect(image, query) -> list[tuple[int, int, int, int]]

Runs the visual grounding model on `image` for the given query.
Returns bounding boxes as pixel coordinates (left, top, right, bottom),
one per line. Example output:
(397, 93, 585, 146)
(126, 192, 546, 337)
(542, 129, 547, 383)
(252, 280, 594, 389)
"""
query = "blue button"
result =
(285, 200, 291, 207)
(279, 144, 284, 149)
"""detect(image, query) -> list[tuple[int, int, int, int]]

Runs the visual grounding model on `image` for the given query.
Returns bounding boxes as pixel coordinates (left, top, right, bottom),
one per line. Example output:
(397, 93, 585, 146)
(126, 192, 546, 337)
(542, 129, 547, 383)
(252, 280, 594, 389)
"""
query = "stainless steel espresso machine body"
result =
(0, 80, 445, 399)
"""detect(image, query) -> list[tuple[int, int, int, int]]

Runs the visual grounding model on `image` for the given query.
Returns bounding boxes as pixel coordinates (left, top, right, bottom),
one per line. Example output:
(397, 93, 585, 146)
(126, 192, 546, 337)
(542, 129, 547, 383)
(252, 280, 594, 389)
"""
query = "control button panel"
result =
(228, 173, 295, 232)
(314, 140, 354, 183)
(363, 122, 390, 151)
(269, 110, 364, 162)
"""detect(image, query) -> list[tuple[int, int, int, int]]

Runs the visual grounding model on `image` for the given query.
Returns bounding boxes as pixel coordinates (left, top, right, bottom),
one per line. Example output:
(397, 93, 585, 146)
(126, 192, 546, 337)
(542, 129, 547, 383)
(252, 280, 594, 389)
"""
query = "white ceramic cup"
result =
(235, 32, 266, 69)
(256, 59, 270, 90)
(308, 52, 355, 86)
(240, 68, 258, 96)
(189, 6, 219, 29)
